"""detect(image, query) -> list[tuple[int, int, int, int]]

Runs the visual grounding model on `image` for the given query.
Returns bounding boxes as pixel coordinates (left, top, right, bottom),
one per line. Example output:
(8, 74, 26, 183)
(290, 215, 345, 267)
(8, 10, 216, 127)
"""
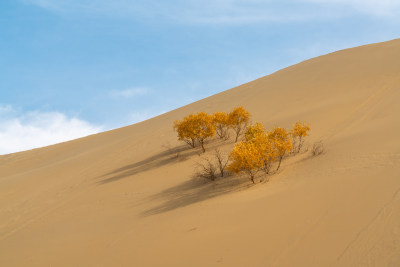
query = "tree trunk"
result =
(217, 125, 224, 139)
(249, 171, 255, 184)
(276, 156, 283, 171)
(291, 137, 297, 154)
(200, 141, 205, 153)
(297, 136, 303, 153)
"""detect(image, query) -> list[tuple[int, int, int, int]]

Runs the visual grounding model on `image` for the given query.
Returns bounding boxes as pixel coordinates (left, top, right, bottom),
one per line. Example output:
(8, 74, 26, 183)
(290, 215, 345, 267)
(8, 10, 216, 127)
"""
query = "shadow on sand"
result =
(141, 175, 254, 216)
(96, 144, 197, 184)
(97, 140, 228, 185)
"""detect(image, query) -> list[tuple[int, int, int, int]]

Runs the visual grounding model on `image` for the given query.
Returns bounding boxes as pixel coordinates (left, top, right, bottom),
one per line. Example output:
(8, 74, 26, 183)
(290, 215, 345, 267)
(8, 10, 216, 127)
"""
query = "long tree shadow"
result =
(141, 175, 253, 216)
(97, 140, 228, 185)
(97, 144, 195, 184)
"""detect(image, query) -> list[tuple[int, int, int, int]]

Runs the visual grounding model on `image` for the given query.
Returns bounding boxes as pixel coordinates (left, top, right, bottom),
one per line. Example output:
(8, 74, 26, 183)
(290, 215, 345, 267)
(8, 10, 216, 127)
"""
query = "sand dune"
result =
(1, 39, 400, 266)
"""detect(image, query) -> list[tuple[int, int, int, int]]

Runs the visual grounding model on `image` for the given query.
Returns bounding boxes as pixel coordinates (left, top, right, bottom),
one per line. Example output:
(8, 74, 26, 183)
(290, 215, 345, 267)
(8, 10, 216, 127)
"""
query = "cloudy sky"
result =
(1, 0, 399, 154)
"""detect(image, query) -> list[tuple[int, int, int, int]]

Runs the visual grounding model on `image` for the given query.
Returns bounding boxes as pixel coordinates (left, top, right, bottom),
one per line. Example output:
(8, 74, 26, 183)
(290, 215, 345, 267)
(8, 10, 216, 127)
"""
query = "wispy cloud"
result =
(0, 104, 13, 114)
(23, 0, 400, 24)
(109, 87, 149, 98)
(301, 0, 400, 16)
(130, 110, 165, 124)
(0, 105, 103, 155)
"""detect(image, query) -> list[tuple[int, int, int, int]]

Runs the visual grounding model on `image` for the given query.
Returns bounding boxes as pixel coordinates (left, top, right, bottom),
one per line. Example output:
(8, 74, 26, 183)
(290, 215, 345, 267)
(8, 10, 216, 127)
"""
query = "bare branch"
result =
(311, 141, 325, 156)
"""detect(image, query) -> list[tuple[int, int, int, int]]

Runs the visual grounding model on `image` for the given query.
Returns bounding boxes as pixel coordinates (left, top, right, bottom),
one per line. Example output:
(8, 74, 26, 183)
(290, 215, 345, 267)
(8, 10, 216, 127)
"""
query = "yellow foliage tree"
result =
(192, 112, 216, 153)
(173, 118, 196, 148)
(244, 122, 267, 142)
(227, 141, 264, 183)
(173, 112, 216, 153)
(228, 122, 278, 183)
(212, 111, 230, 140)
(220, 121, 307, 183)
(244, 123, 277, 175)
(268, 127, 293, 171)
(261, 138, 278, 174)
(228, 106, 251, 142)
(291, 121, 310, 153)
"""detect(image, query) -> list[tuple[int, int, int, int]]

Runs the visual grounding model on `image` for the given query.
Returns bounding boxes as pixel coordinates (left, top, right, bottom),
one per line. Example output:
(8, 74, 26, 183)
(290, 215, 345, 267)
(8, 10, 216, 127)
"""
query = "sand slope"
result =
(1, 39, 400, 266)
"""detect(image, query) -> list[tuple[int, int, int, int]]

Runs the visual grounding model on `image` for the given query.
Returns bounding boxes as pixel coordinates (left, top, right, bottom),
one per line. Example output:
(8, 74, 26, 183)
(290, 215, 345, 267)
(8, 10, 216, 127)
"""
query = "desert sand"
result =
(1, 39, 400, 266)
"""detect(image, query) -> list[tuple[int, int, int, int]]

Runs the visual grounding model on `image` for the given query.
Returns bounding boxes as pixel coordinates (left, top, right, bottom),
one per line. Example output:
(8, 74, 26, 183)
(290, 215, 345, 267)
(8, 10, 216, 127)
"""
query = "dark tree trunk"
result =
(200, 141, 205, 153)
(297, 136, 303, 153)
(276, 156, 283, 170)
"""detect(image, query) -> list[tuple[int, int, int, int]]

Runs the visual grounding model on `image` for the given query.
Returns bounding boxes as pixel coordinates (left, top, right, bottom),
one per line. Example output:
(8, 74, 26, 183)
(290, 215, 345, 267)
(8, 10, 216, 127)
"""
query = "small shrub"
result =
(291, 121, 311, 154)
(213, 149, 230, 178)
(213, 112, 230, 140)
(196, 157, 218, 181)
(196, 149, 230, 181)
(311, 141, 324, 156)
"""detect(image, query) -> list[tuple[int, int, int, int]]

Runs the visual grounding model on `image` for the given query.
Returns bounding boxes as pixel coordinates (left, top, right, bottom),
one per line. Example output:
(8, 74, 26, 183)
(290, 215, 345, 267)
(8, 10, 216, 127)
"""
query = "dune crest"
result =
(1, 39, 400, 266)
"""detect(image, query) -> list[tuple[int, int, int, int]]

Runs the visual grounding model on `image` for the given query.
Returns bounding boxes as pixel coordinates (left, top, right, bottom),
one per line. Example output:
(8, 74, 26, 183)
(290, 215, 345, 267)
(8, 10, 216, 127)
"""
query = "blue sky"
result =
(1, 0, 399, 154)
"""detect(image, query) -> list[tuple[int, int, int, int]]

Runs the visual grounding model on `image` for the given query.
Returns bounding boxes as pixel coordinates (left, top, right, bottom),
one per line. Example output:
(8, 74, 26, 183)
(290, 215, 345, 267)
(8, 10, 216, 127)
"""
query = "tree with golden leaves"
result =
(192, 112, 216, 153)
(244, 123, 277, 175)
(227, 141, 264, 183)
(174, 117, 196, 148)
(268, 127, 293, 171)
(261, 138, 277, 175)
(244, 122, 266, 142)
(228, 107, 251, 142)
(291, 121, 310, 153)
(228, 122, 278, 183)
(212, 111, 230, 140)
(173, 112, 216, 153)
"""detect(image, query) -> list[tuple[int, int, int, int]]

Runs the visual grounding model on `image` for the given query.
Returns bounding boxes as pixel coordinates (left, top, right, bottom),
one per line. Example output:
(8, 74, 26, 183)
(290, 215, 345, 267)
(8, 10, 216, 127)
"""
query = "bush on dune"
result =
(173, 107, 312, 184)
(228, 107, 251, 142)
(173, 112, 216, 152)
(227, 123, 293, 183)
(291, 121, 310, 154)
(196, 149, 230, 181)
(212, 111, 230, 140)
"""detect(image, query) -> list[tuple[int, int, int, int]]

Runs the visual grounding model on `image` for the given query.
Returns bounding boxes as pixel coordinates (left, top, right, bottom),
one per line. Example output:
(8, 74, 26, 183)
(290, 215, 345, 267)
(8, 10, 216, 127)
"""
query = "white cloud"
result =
(23, 0, 400, 24)
(300, 0, 400, 16)
(0, 107, 103, 155)
(22, 0, 325, 23)
(109, 87, 149, 98)
(0, 104, 13, 115)
(130, 110, 165, 124)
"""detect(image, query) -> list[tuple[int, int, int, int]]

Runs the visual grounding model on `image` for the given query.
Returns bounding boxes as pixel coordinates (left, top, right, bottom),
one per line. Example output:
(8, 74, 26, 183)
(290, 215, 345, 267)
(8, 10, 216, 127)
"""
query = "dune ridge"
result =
(1, 39, 400, 266)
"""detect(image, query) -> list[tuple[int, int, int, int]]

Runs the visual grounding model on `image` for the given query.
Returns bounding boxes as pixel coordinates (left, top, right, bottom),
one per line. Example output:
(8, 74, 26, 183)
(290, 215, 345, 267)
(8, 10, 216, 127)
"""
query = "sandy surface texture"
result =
(1, 39, 400, 266)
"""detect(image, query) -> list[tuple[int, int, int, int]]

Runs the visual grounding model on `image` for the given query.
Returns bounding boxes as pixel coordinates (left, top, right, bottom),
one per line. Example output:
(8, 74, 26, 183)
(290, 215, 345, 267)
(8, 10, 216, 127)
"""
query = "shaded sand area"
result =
(1, 39, 400, 266)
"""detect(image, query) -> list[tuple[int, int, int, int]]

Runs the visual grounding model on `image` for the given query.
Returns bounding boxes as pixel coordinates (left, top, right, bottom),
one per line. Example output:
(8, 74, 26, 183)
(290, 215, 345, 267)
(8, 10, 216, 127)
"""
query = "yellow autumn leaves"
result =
(174, 107, 310, 183)
(227, 122, 310, 183)
(173, 112, 215, 152)
(291, 121, 311, 153)
(173, 107, 250, 152)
